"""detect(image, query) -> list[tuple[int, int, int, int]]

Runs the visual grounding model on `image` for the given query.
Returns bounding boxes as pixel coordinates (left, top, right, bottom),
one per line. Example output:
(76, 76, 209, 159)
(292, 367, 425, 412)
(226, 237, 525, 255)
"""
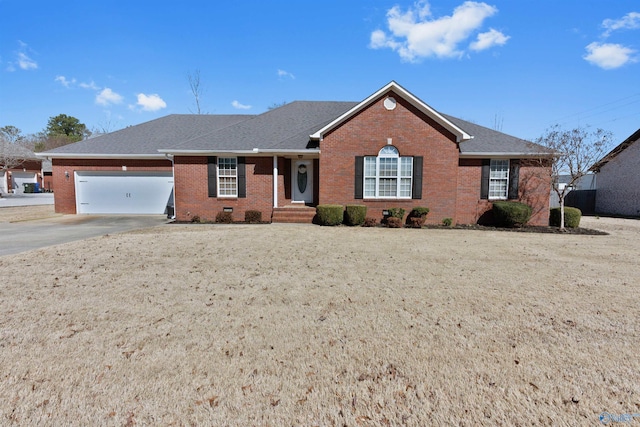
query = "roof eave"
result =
(459, 152, 556, 159)
(36, 153, 169, 160)
(160, 148, 321, 156)
(310, 81, 472, 143)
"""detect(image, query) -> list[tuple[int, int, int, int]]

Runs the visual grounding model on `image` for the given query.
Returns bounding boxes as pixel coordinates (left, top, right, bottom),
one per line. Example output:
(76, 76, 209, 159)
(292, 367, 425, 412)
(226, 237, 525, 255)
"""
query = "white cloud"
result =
(584, 42, 637, 69)
(369, 1, 505, 61)
(470, 28, 509, 51)
(134, 93, 167, 111)
(277, 69, 295, 79)
(55, 75, 76, 88)
(231, 100, 252, 110)
(79, 81, 100, 90)
(17, 52, 37, 70)
(602, 11, 640, 37)
(96, 88, 124, 106)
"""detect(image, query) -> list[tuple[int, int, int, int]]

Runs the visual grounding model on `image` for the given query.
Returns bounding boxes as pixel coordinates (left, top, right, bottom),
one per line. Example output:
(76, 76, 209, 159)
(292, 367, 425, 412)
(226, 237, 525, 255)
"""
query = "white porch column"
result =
(273, 155, 278, 208)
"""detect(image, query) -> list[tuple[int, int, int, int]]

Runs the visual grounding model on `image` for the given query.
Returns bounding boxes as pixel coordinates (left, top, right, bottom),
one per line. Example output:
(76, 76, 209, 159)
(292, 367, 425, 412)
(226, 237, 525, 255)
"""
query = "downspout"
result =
(165, 154, 176, 220)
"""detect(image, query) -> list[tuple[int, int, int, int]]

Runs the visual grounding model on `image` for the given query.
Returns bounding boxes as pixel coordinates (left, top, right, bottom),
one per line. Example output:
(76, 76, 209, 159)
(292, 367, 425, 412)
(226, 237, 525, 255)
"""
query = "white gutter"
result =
(159, 148, 321, 156)
(35, 153, 169, 160)
(459, 152, 555, 159)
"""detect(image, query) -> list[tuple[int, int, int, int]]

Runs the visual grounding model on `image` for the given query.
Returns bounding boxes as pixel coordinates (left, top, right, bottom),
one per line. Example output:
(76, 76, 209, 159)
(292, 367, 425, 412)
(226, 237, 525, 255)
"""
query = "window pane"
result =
(364, 177, 376, 197)
(399, 178, 412, 197)
(400, 157, 413, 177)
(379, 178, 397, 197)
(218, 157, 237, 196)
(379, 157, 397, 177)
(489, 159, 509, 199)
(364, 157, 376, 177)
(379, 146, 399, 156)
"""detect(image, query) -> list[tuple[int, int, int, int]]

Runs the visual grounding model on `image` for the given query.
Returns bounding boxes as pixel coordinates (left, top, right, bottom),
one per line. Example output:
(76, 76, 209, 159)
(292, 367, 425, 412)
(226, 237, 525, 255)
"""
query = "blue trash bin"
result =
(34, 182, 40, 193)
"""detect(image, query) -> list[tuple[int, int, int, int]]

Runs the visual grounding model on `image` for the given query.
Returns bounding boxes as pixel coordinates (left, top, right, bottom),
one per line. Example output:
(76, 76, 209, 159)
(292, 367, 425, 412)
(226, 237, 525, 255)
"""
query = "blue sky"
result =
(1, 1, 639, 144)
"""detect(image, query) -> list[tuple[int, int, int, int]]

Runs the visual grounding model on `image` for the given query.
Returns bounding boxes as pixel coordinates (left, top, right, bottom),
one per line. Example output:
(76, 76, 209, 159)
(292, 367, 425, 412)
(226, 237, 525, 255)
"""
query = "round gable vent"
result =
(383, 96, 397, 110)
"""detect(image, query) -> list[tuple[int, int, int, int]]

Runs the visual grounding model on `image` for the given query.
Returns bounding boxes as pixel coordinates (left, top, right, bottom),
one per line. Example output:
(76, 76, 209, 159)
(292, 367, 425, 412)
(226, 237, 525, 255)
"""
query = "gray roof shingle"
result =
(168, 101, 358, 152)
(41, 114, 251, 156)
(444, 115, 552, 156)
(39, 102, 551, 157)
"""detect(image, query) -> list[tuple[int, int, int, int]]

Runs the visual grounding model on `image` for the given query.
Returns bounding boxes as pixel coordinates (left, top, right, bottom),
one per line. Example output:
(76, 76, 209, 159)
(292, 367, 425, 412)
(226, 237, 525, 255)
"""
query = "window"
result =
(364, 146, 413, 198)
(217, 157, 237, 197)
(488, 159, 509, 200)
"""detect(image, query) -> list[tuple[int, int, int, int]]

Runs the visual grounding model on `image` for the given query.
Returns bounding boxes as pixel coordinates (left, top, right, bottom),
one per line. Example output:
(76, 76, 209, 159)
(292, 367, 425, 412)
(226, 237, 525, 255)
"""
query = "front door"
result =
(292, 160, 313, 204)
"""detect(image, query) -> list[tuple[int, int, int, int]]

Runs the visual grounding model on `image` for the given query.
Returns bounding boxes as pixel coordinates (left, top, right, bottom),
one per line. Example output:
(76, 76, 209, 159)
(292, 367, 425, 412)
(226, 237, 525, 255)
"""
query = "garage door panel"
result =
(76, 172, 173, 214)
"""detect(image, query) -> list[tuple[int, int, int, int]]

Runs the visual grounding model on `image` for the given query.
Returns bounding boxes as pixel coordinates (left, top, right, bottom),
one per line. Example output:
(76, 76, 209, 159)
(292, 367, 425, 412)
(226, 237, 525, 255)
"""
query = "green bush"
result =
(245, 210, 262, 223)
(215, 211, 234, 224)
(387, 207, 405, 219)
(442, 217, 453, 227)
(344, 205, 367, 226)
(316, 204, 344, 226)
(492, 201, 532, 228)
(549, 207, 582, 228)
(407, 207, 429, 227)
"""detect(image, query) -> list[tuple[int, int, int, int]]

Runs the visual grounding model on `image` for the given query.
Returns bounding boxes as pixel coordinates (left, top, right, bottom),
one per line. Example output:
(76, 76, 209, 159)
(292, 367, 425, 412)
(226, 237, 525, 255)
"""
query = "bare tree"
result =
(1, 132, 36, 195)
(267, 101, 288, 110)
(535, 124, 612, 229)
(187, 69, 205, 114)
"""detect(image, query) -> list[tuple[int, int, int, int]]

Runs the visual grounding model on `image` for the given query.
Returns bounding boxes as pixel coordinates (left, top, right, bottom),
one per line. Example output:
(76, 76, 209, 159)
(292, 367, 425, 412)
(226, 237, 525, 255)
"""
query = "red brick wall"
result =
(173, 156, 278, 222)
(51, 159, 172, 214)
(319, 91, 460, 224)
(456, 159, 551, 226)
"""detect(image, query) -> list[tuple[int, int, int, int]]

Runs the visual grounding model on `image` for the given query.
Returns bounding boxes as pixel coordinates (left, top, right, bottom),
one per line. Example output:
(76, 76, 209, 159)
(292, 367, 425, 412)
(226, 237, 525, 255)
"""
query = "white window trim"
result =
(217, 157, 238, 198)
(364, 146, 413, 199)
(488, 159, 509, 200)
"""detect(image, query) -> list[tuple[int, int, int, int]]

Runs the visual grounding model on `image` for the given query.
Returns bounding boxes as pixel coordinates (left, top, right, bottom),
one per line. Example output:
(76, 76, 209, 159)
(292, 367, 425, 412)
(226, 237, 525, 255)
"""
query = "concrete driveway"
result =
(0, 215, 170, 256)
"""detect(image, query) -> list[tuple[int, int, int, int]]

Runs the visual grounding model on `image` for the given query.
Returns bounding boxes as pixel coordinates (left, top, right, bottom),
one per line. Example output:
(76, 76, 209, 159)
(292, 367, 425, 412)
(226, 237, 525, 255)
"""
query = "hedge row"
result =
(316, 205, 430, 227)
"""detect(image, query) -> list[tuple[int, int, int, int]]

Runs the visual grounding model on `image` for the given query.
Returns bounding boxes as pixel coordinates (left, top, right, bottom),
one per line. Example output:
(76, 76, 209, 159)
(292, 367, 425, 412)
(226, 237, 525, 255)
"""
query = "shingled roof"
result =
(445, 115, 553, 157)
(590, 128, 640, 172)
(164, 101, 357, 153)
(39, 85, 552, 158)
(41, 114, 251, 158)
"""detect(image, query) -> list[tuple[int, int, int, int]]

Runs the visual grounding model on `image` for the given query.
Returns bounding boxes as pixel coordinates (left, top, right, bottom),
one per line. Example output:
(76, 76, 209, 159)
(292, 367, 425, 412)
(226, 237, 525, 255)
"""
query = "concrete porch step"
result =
(271, 206, 317, 224)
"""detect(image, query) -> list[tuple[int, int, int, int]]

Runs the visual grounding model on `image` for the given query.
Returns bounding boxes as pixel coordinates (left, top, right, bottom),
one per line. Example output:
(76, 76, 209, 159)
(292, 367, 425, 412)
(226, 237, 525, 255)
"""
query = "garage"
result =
(75, 171, 173, 214)
(11, 171, 38, 194)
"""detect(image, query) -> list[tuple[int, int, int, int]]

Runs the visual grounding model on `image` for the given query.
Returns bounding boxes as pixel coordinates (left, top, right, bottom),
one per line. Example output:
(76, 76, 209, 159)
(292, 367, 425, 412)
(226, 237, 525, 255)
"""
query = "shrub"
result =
(245, 210, 262, 223)
(387, 207, 405, 220)
(386, 217, 403, 228)
(215, 211, 234, 224)
(316, 204, 344, 226)
(408, 217, 424, 228)
(190, 214, 201, 224)
(549, 207, 582, 228)
(492, 201, 532, 228)
(407, 207, 429, 227)
(344, 205, 367, 226)
(442, 217, 453, 227)
(363, 217, 378, 227)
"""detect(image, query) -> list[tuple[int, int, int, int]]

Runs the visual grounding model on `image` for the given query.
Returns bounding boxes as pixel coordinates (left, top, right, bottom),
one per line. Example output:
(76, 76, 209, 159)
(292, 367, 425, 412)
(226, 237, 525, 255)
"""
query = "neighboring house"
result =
(549, 173, 597, 214)
(39, 81, 553, 225)
(0, 152, 43, 193)
(591, 128, 640, 217)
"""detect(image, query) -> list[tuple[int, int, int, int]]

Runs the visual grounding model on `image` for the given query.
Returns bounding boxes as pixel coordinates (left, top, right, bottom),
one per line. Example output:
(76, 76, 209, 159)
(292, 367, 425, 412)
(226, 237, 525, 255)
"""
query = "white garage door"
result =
(75, 171, 174, 214)
(12, 171, 38, 194)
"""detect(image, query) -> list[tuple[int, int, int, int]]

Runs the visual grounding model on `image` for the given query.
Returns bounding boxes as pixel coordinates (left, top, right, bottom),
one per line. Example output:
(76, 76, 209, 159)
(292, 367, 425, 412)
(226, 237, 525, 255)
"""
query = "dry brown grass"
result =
(0, 204, 58, 223)
(1, 216, 639, 426)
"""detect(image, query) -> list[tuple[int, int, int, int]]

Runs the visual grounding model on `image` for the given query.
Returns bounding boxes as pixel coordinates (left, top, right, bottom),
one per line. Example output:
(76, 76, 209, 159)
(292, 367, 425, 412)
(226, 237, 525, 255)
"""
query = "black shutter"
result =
(508, 160, 520, 200)
(480, 159, 490, 199)
(354, 156, 364, 199)
(208, 156, 217, 197)
(412, 156, 423, 199)
(237, 157, 246, 198)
